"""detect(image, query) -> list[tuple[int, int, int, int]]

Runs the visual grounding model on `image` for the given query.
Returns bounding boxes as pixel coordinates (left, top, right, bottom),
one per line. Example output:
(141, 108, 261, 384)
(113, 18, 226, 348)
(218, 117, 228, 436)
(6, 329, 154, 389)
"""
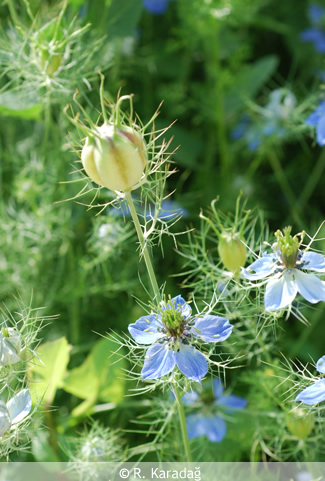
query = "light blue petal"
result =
(212, 378, 224, 398)
(301, 251, 325, 272)
(305, 101, 325, 126)
(295, 379, 325, 405)
(264, 272, 298, 311)
(217, 394, 247, 410)
(309, 5, 325, 25)
(192, 316, 233, 343)
(242, 253, 277, 280)
(7, 389, 32, 425)
(128, 315, 163, 345)
(175, 344, 208, 383)
(162, 295, 192, 319)
(316, 356, 325, 374)
(316, 114, 325, 145)
(182, 390, 199, 405)
(186, 414, 227, 442)
(141, 343, 175, 380)
(143, 0, 170, 15)
(294, 270, 325, 304)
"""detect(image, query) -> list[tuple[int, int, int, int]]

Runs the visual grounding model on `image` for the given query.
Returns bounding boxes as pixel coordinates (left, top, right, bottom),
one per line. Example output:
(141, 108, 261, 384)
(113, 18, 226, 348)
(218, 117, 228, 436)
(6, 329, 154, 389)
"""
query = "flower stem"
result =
(125, 192, 161, 302)
(174, 386, 192, 462)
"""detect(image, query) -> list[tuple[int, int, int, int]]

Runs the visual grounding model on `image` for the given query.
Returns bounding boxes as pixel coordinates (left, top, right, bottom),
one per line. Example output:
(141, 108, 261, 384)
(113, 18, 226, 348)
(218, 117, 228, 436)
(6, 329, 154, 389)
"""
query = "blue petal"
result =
(242, 253, 277, 280)
(143, 0, 170, 14)
(217, 394, 247, 410)
(141, 343, 175, 380)
(162, 295, 192, 319)
(212, 378, 224, 398)
(316, 356, 325, 374)
(295, 378, 325, 405)
(264, 272, 298, 311)
(175, 344, 208, 382)
(192, 316, 233, 343)
(301, 251, 325, 272)
(182, 390, 199, 405)
(308, 5, 325, 25)
(316, 114, 325, 145)
(186, 414, 227, 442)
(294, 270, 325, 304)
(305, 101, 325, 126)
(128, 315, 163, 345)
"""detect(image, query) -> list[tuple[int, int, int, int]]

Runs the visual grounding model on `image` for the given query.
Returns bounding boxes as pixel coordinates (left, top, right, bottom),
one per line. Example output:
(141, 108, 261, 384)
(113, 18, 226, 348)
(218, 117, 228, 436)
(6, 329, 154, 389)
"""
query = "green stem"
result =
(298, 149, 325, 212)
(174, 386, 192, 462)
(267, 150, 304, 226)
(7, 0, 19, 24)
(125, 192, 160, 302)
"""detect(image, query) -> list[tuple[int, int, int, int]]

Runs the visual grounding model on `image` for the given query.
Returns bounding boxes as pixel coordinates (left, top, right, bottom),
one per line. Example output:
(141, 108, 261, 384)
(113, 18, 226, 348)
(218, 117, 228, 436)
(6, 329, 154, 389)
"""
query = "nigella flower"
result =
(128, 296, 233, 382)
(0, 389, 31, 437)
(231, 89, 296, 151)
(242, 226, 325, 312)
(143, 0, 171, 15)
(0, 328, 22, 366)
(182, 379, 247, 442)
(300, 4, 325, 53)
(305, 101, 325, 146)
(295, 356, 325, 405)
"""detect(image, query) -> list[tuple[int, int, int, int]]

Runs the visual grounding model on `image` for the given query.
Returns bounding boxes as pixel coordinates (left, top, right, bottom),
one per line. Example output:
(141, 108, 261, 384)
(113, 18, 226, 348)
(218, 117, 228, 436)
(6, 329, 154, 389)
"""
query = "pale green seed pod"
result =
(81, 124, 147, 192)
(286, 408, 314, 440)
(218, 232, 247, 274)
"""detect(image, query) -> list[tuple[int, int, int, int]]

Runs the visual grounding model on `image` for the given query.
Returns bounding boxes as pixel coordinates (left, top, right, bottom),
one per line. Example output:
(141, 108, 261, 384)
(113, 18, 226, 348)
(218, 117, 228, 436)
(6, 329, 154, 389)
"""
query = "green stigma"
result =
(2, 328, 9, 338)
(274, 226, 304, 269)
(161, 307, 185, 336)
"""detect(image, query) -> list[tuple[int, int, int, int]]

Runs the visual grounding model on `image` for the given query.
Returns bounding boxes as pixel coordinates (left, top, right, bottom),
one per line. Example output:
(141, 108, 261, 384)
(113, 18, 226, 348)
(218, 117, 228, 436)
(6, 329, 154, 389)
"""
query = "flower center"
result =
(161, 309, 185, 337)
(2, 328, 9, 338)
(274, 226, 304, 269)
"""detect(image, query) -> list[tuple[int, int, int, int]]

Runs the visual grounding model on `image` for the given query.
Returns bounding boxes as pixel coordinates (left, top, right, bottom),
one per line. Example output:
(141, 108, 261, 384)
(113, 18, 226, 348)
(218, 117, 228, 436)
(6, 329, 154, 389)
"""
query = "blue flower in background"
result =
(231, 89, 296, 151)
(110, 198, 188, 220)
(242, 227, 325, 312)
(300, 4, 325, 53)
(305, 101, 325, 146)
(295, 355, 325, 405)
(143, 0, 170, 15)
(128, 296, 233, 382)
(182, 379, 247, 443)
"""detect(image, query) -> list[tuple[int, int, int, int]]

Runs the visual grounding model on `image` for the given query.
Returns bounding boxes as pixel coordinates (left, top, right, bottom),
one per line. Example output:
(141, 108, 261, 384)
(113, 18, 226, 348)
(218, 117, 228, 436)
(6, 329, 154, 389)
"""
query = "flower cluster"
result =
(128, 296, 233, 383)
(182, 379, 247, 442)
(242, 227, 325, 312)
(295, 355, 325, 405)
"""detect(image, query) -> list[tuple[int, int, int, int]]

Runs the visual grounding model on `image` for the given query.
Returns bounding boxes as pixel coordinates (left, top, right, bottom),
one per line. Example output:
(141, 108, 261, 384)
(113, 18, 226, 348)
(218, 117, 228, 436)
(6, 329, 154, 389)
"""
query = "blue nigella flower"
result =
(128, 296, 233, 382)
(242, 227, 325, 312)
(300, 4, 325, 53)
(231, 89, 296, 151)
(143, 0, 171, 15)
(305, 100, 325, 146)
(182, 379, 247, 443)
(295, 355, 325, 405)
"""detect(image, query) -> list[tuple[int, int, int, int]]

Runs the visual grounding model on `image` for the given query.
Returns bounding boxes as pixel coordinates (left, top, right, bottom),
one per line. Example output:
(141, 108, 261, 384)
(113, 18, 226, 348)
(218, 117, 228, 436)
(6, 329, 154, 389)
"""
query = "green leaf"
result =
(225, 55, 279, 112)
(0, 88, 43, 120)
(62, 337, 126, 415)
(106, 0, 143, 39)
(29, 337, 71, 406)
(32, 429, 61, 462)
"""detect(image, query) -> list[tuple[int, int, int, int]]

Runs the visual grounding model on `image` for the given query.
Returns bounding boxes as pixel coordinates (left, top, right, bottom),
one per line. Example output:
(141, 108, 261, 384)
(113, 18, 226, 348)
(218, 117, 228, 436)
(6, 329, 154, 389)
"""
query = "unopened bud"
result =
(218, 232, 247, 274)
(81, 124, 147, 192)
(286, 408, 314, 440)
